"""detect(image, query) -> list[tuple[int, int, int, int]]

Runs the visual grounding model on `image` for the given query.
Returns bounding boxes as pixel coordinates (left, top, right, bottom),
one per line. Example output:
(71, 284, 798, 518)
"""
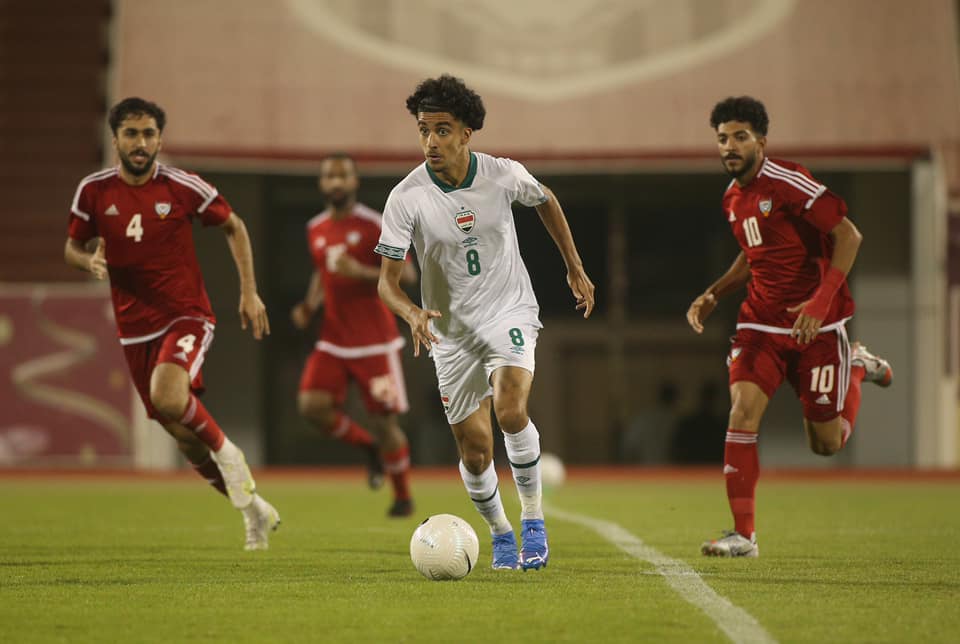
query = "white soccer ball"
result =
(409, 513, 480, 581)
(540, 452, 566, 489)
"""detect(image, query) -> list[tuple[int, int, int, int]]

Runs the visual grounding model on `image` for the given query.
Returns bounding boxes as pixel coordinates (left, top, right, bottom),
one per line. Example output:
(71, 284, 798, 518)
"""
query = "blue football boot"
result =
(491, 531, 520, 570)
(519, 519, 549, 570)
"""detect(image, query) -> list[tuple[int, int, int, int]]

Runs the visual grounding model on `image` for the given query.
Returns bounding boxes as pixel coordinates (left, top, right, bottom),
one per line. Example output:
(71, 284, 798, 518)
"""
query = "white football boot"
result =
(851, 342, 893, 387)
(701, 530, 759, 558)
(211, 439, 256, 509)
(242, 494, 281, 551)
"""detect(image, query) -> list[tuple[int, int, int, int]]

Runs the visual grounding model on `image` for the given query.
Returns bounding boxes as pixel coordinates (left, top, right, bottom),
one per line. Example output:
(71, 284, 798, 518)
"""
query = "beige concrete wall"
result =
(113, 0, 959, 159)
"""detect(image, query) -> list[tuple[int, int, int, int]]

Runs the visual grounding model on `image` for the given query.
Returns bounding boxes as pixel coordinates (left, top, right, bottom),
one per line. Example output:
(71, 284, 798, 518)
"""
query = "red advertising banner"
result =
(0, 284, 134, 467)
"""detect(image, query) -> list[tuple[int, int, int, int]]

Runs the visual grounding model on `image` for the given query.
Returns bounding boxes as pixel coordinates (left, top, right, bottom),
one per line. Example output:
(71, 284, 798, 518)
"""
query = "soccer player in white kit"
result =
(376, 75, 595, 570)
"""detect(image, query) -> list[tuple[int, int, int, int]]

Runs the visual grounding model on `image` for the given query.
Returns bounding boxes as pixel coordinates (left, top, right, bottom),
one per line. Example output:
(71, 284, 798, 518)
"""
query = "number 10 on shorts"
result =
(810, 365, 835, 393)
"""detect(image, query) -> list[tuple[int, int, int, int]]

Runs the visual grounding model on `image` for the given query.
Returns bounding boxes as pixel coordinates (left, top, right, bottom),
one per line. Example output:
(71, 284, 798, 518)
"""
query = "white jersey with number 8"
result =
(376, 152, 547, 341)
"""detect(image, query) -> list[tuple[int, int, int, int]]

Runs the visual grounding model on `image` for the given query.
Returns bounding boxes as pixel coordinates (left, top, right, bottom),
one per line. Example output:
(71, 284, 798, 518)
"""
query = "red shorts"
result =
(299, 348, 409, 415)
(727, 325, 852, 423)
(122, 318, 214, 420)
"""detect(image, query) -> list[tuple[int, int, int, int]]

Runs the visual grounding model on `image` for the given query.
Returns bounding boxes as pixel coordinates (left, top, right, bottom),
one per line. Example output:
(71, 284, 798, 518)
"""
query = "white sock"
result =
(459, 460, 512, 535)
(503, 420, 543, 521)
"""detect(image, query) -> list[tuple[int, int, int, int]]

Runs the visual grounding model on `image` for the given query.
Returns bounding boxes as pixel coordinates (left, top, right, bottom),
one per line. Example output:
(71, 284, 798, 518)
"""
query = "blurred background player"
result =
(686, 96, 894, 558)
(63, 97, 280, 550)
(291, 153, 418, 517)
(376, 75, 596, 570)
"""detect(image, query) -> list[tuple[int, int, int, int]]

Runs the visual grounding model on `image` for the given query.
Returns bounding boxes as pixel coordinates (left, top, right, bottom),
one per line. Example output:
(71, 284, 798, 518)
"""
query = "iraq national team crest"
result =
(155, 202, 172, 218)
(758, 199, 773, 217)
(455, 209, 476, 234)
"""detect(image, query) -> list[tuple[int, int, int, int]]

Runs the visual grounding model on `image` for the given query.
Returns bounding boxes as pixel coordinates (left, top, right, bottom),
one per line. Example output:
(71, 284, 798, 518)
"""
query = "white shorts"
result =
(431, 317, 540, 425)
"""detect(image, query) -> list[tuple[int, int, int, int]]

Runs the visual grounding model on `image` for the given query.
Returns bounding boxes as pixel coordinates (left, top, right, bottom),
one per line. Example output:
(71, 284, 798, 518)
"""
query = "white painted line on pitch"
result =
(548, 505, 777, 644)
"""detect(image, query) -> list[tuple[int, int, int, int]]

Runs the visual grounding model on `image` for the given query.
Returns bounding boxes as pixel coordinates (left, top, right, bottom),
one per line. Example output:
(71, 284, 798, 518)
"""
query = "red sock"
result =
(724, 429, 759, 538)
(191, 455, 227, 497)
(330, 412, 375, 449)
(840, 366, 866, 447)
(383, 444, 411, 501)
(179, 394, 225, 451)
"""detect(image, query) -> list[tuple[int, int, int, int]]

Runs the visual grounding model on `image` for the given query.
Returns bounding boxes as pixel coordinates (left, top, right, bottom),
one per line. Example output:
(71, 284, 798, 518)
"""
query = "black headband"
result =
(418, 100, 453, 114)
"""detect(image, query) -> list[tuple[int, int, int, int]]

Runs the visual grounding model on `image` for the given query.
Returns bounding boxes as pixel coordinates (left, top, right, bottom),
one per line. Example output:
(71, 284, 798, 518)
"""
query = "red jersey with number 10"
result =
(722, 157, 854, 331)
(67, 163, 232, 344)
(306, 203, 403, 357)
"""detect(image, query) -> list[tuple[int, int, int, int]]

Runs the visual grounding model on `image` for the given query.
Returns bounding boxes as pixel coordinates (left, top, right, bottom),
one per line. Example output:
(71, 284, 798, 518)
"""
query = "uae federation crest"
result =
(455, 209, 476, 234)
(155, 202, 172, 218)
(758, 199, 772, 217)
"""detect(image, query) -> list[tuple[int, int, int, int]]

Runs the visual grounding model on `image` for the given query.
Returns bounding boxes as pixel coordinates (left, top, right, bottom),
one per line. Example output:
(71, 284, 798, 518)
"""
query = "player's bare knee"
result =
(810, 441, 838, 456)
(808, 428, 841, 456)
(150, 387, 188, 421)
(298, 392, 335, 429)
(460, 448, 491, 473)
(817, 436, 842, 456)
(494, 404, 528, 434)
(728, 405, 760, 431)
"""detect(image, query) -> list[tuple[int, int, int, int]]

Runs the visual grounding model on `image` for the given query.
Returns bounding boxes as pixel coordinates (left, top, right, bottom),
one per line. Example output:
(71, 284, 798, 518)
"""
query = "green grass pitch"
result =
(1, 472, 958, 643)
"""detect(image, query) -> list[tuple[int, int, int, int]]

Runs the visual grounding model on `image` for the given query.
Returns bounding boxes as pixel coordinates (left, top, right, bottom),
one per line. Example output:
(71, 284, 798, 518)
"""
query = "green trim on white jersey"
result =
(425, 152, 478, 193)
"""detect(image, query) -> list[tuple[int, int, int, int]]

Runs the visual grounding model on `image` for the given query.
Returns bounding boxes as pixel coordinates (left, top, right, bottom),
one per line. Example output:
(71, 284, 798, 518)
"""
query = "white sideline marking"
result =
(548, 506, 777, 644)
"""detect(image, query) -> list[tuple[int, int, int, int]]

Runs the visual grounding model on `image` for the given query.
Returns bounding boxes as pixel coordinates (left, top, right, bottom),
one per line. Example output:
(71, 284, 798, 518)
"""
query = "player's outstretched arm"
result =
(221, 212, 270, 340)
(64, 237, 107, 280)
(686, 251, 750, 334)
(291, 270, 324, 330)
(378, 257, 439, 357)
(534, 185, 596, 318)
(788, 217, 862, 344)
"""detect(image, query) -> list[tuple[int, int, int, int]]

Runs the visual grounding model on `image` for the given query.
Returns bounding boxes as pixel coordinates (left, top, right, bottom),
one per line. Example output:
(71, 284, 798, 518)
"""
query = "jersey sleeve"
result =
(803, 189, 848, 233)
(777, 164, 846, 233)
(67, 181, 98, 242)
(197, 192, 232, 226)
(168, 169, 232, 226)
(376, 191, 414, 261)
(507, 159, 548, 207)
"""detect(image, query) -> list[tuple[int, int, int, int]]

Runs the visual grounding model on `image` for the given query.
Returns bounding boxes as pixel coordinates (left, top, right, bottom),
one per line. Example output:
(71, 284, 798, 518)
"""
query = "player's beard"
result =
(325, 190, 354, 211)
(722, 150, 758, 180)
(119, 149, 158, 177)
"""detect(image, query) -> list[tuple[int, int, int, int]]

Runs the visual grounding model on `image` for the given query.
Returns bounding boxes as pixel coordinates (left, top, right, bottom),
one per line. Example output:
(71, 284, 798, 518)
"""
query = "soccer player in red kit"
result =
(686, 96, 893, 557)
(64, 97, 280, 550)
(291, 154, 418, 517)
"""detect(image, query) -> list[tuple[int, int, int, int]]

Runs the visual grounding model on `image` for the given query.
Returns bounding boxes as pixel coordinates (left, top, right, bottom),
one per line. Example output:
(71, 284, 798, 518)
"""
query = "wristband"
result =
(802, 266, 845, 320)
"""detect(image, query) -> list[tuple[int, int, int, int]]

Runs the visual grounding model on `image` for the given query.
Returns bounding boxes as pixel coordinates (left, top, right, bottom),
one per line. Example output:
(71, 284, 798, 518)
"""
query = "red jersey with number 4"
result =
(307, 204, 402, 356)
(722, 157, 855, 331)
(67, 164, 232, 343)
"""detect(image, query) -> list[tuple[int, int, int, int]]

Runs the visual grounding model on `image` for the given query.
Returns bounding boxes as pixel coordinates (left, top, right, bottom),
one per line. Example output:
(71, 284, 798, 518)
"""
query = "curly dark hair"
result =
(108, 97, 166, 134)
(406, 74, 485, 130)
(709, 96, 768, 136)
